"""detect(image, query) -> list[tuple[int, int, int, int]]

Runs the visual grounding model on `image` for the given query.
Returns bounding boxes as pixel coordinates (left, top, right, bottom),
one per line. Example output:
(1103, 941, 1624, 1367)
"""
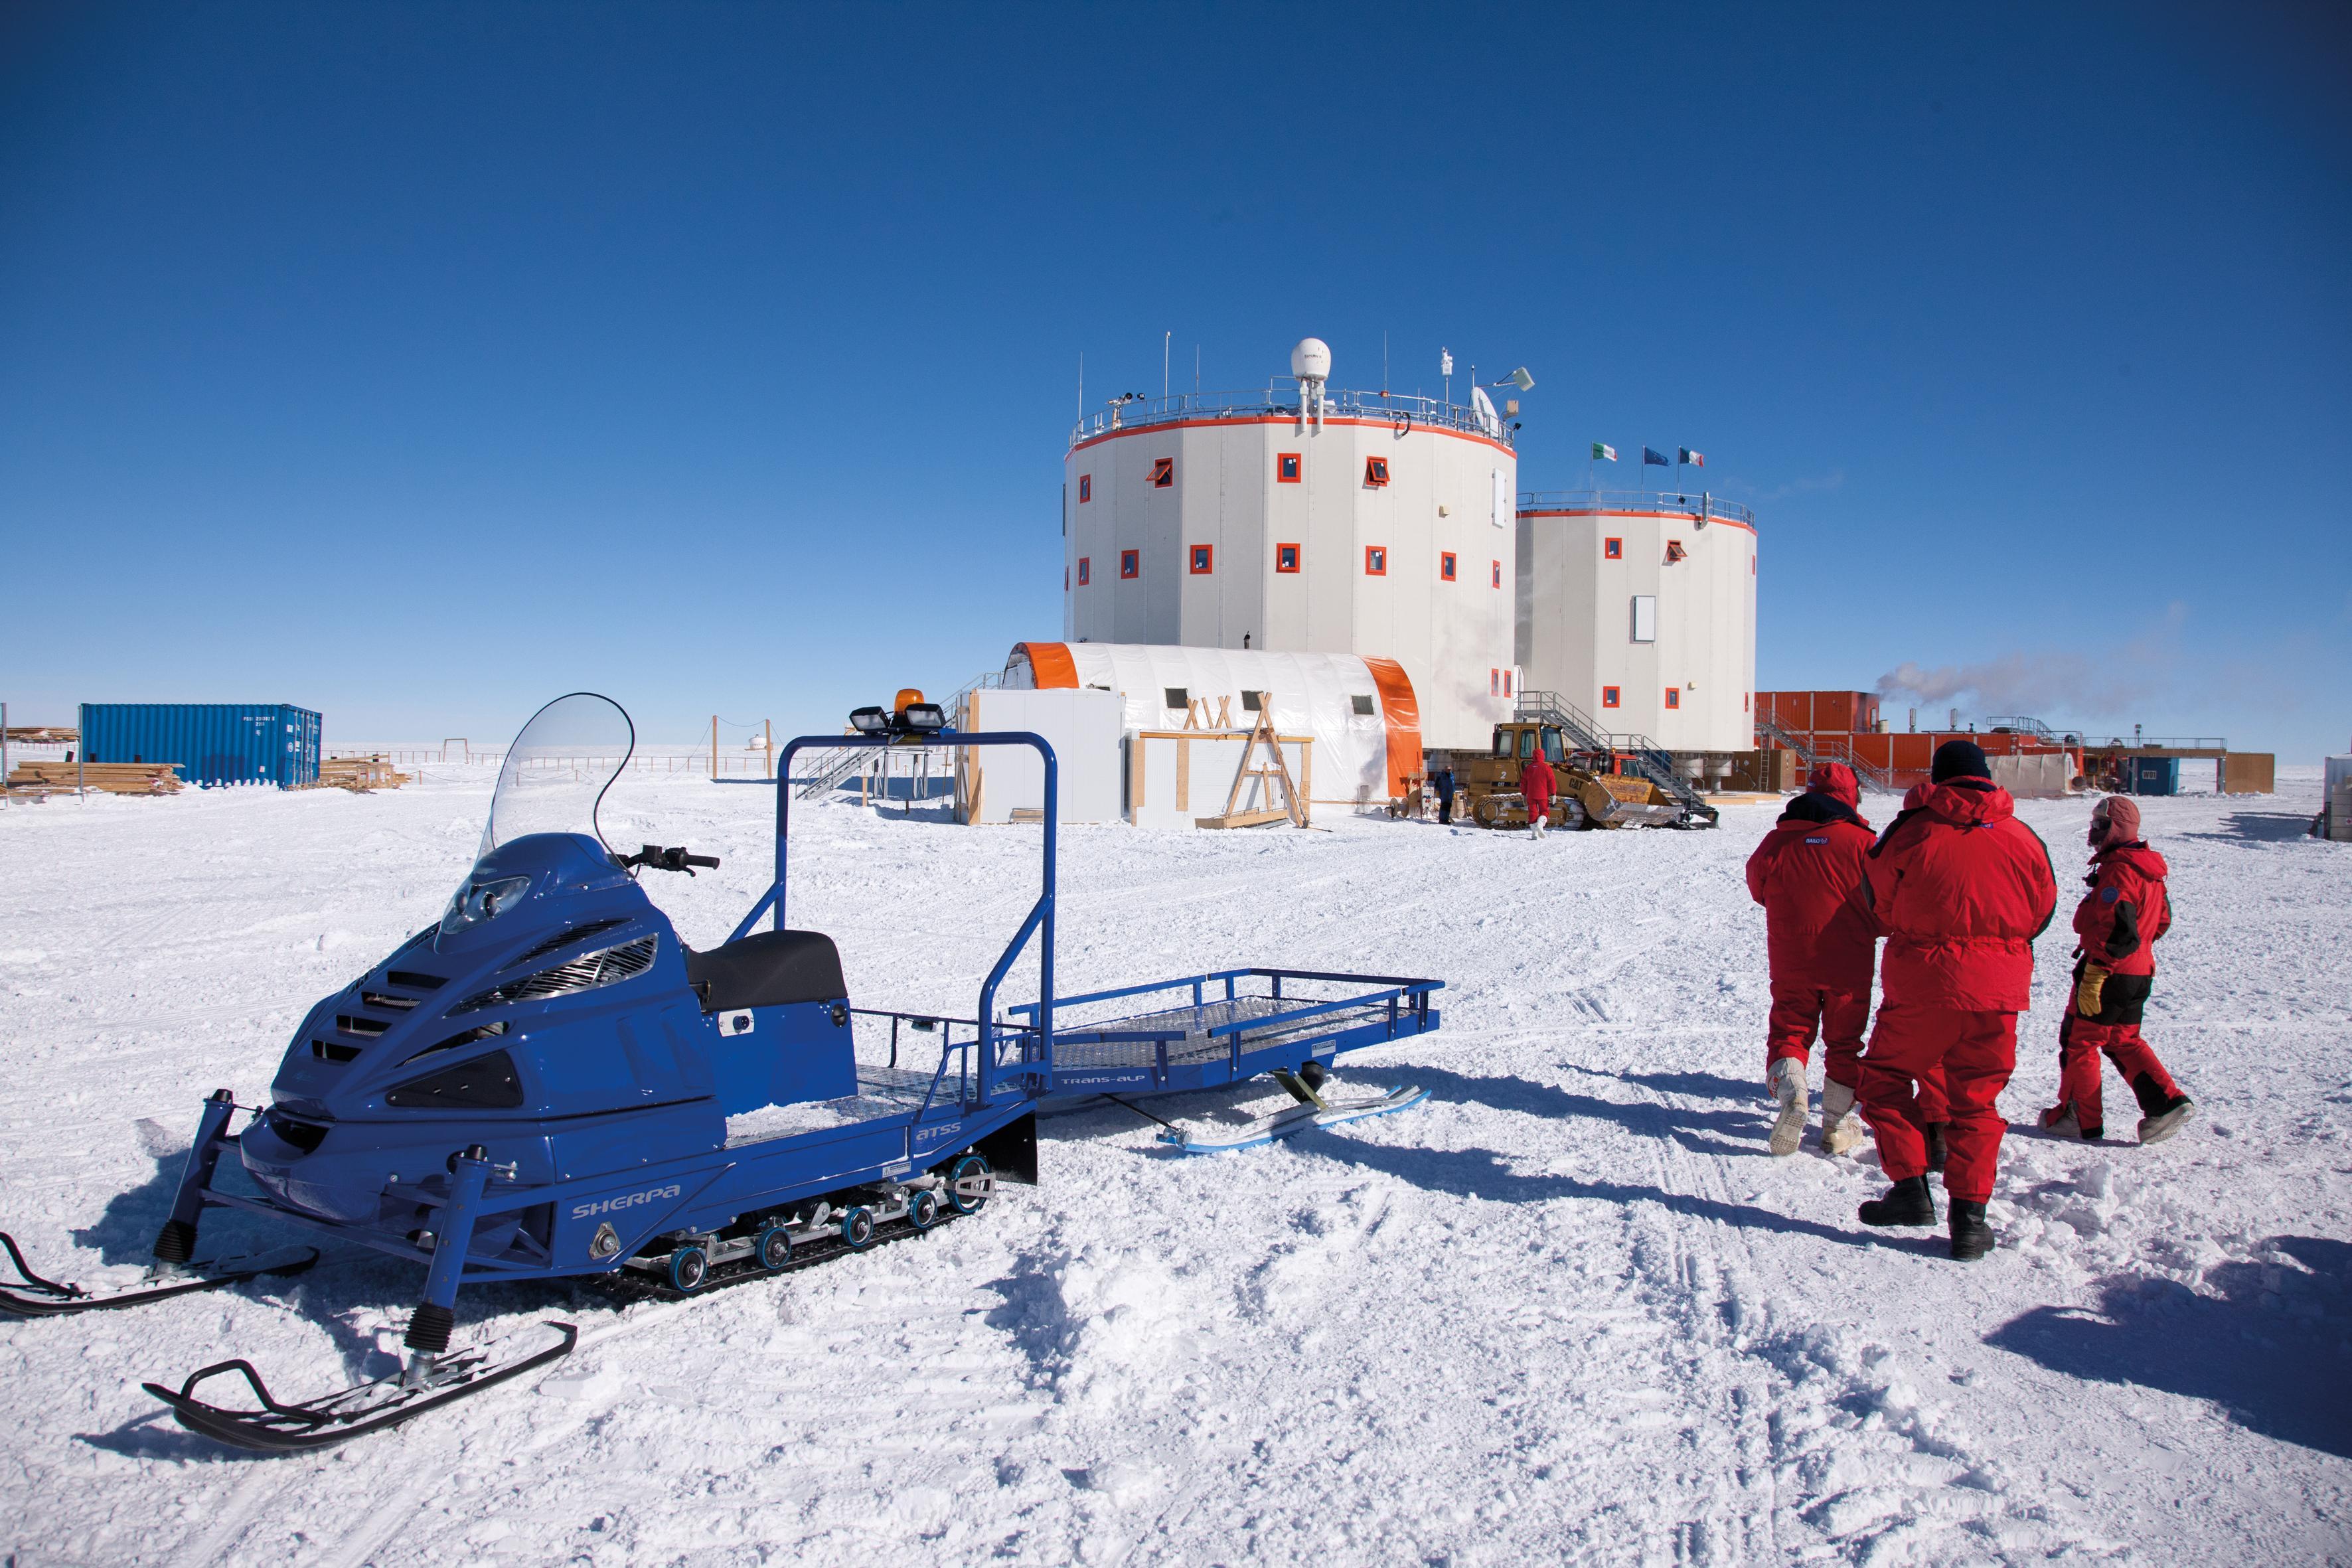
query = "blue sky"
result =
(4, 4, 2346, 755)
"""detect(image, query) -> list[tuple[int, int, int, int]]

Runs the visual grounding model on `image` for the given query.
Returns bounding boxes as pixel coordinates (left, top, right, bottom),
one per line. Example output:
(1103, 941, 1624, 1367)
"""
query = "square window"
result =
(1149, 457, 1174, 489)
(1276, 542, 1301, 574)
(1605, 536, 1622, 560)
(1079, 474, 1091, 503)
(1351, 694, 1375, 716)
(1666, 539, 1687, 563)
(1603, 686, 1621, 709)
(1492, 559, 1502, 589)
(1441, 551, 1457, 582)
(1077, 556, 1091, 586)
(1364, 546, 1387, 576)
(1121, 549, 1140, 580)
(1164, 687, 1188, 710)
(1277, 453, 1302, 483)
(1364, 456, 1390, 488)
(1665, 688, 1681, 710)
(1190, 544, 1214, 574)
(1242, 691, 1263, 712)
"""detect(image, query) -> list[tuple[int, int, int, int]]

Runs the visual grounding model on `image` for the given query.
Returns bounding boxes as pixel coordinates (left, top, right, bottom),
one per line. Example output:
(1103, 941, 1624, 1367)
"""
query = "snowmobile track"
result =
(585, 1205, 962, 1307)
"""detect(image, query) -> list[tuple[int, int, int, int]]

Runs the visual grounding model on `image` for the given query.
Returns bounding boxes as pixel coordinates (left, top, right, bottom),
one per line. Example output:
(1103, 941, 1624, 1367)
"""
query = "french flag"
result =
(1678, 447, 1705, 468)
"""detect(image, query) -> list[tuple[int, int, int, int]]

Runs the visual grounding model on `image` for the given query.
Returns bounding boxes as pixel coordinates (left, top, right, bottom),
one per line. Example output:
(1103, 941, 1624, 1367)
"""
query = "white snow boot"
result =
(1818, 1079, 1865, 1156)
(2138, 1097, 2197, 1146)
(1767, 1058, 1808, 1156)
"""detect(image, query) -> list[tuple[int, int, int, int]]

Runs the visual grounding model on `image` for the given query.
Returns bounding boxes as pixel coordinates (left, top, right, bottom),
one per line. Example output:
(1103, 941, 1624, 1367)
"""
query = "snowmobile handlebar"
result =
(616, 844, 721, 876)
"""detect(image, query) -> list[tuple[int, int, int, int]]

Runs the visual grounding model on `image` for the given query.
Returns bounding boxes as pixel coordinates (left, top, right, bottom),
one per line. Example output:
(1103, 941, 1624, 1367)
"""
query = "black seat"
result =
(682, 931, 847, 1014)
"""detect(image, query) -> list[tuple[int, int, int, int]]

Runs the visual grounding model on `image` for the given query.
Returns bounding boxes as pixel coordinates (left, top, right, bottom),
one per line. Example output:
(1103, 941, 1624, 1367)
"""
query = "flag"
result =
(1642, 447, 1669, 467)
(1593, 442, 1618, 462)
(1678, 447, 1705, 467)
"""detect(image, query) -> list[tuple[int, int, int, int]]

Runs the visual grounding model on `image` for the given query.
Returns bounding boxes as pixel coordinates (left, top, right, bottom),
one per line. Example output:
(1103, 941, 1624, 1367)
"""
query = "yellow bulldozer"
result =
(1458, 721, 1687, 830)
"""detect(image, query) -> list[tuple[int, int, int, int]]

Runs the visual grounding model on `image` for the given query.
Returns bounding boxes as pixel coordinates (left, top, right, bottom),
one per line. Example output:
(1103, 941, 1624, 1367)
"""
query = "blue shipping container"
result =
(2129, 755, 2179, 797)
(80, 703, 322, 789)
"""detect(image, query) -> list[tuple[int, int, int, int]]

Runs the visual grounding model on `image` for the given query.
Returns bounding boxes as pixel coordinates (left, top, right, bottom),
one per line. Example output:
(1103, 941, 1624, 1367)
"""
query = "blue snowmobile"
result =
(0, 694, 1443, 1450)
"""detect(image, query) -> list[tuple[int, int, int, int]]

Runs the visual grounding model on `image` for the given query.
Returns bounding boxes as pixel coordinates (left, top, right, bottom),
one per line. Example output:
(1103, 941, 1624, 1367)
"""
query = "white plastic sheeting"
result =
(1003, 643, 1415, 807)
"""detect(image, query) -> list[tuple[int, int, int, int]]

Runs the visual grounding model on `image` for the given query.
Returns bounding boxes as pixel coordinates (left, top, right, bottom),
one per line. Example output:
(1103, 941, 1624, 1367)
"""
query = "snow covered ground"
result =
(1, 767, 2347, 1565)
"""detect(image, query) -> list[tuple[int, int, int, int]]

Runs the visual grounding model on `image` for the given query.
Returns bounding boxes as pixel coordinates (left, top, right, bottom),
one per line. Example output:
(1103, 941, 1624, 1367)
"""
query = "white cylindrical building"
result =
(1061, 339, 1518, 753)
(1514, 491, 1758, 751)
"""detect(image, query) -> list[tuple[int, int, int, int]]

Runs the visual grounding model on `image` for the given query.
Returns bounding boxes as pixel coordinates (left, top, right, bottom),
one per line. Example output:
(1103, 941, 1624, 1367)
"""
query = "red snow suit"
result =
(1747, 771, 1878, 1088)
(1856, 779, 2058, 1202)
(2050, 842, 2182, 1133)
(1520, 756, 1556, 815)
(1745, 779, 1876, 995)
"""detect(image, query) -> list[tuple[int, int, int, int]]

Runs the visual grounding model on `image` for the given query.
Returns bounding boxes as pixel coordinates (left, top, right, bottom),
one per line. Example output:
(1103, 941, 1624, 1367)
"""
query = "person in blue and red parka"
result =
(2041, 793, 2197, 1144)
(1746, 764, 1883, 1158)
(1855, 740, 2058, 1261)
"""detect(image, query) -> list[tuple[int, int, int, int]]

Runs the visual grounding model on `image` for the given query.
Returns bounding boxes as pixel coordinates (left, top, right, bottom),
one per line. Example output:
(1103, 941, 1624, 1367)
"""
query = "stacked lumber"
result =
(5, 761, 182, 796)
(312, 756, 410, 792)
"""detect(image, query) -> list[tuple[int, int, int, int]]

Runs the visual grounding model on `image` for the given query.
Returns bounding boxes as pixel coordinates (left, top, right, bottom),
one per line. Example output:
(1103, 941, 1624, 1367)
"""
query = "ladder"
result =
(1755, 716, 1898, 796)
(795, 668, 1008, 801)
(1514, 690, 1719, 828)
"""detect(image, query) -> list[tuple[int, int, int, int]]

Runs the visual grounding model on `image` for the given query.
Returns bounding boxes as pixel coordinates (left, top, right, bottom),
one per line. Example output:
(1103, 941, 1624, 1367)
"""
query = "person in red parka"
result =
(1855, 740, 2058, 1261)
(1745, 764, 1879, 1157)
(1520, 749, 1557, 839)
(2041, 794, 2196, 1144)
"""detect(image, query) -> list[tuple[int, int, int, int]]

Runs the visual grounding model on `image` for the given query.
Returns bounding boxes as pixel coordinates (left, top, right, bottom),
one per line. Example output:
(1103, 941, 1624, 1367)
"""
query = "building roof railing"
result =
(1069, 386, 1512, 449)
(1517, 489, 1757, 527)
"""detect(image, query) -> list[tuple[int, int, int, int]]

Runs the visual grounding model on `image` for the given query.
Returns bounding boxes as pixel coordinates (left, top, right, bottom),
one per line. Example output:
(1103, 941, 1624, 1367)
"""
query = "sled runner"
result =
(3, 693, 1443, 1450)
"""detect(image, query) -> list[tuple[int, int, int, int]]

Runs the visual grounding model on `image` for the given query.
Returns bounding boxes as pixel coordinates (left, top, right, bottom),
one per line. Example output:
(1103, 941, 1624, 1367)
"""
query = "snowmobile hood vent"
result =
(510, 918, 629, 967)
(448, 934, 659, 1015)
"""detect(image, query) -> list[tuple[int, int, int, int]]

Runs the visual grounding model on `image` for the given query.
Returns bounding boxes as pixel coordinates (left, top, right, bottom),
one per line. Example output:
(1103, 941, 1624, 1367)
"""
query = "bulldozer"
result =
(1458, 720, 1685, 831)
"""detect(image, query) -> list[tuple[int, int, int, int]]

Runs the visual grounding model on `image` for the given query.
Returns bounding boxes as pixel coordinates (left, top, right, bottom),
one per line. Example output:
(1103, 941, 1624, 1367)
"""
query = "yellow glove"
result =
(2075, 964, 2109, 1018)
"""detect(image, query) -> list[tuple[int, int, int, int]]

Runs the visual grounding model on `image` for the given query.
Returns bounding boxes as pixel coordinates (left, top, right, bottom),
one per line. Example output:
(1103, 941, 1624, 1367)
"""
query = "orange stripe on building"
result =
(1362, 657, 1423, 799)
(1015, 642, 1079, 689)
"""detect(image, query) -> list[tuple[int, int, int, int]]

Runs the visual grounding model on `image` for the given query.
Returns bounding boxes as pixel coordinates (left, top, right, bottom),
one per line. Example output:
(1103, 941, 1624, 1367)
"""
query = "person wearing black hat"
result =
(1853, 740, 2058, 1259)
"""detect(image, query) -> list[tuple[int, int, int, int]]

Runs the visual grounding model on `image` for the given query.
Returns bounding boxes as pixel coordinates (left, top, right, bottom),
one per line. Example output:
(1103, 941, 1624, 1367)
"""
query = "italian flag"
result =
(1593, 442, 1617, 461)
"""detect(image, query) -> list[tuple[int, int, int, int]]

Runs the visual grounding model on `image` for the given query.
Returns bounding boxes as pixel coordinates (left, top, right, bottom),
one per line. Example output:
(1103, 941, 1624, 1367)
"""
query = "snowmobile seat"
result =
(682, 931, 847, 1014)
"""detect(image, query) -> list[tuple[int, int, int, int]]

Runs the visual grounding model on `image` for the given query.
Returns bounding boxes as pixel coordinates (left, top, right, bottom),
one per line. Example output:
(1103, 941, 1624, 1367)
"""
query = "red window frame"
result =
(1605, 536, 1622, 560)
(1664, 688, 1681, 710)
(1492, 559, 1502, 589)
(1120, 549, 1140, 580)
(1277, 452, 1302, 483)
(1364, 545, 1387, 576)
(1189, 544, 1214, 575)
(1275, 542, 1301, 574)
(1077, 556, 1091, 586)
(1490, 670, 1500, 696)
(1504, 670, 1514, 698)
(1666, 539, 1687, 563)
(1602, 686, 1620, 708)
(1149, 457, 1174, 489)
(1078, 474, 1091, 503)
(1364, 455, 1390, 488)
(1440, 551, 1457, 582)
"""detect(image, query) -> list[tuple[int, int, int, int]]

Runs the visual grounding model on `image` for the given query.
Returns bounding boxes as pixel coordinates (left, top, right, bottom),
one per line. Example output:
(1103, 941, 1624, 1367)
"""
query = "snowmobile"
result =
(0, 694, 1444, 1451)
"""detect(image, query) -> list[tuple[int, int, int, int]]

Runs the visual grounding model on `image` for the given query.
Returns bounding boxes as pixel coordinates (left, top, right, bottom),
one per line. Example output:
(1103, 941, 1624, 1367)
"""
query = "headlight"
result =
(439, 874, 533, 937)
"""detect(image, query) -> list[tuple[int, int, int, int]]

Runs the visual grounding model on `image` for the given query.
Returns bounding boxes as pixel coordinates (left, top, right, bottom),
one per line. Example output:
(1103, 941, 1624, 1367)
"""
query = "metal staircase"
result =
(794, 668, 1007, 801)
(1514, 690, 1719, 828)
(1755, 716, 1897, 796)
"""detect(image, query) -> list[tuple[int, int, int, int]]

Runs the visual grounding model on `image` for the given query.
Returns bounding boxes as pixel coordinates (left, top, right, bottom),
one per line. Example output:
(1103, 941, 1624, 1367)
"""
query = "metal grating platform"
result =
(1050, 994, 1387, 1072)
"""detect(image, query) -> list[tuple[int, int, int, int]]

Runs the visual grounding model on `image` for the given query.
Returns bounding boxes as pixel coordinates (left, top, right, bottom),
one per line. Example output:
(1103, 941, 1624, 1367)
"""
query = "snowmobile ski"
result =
(0, 1232, 319, 1318)
(1157, 1084, 1429, 1155)
(143, 1320, 577, 1452)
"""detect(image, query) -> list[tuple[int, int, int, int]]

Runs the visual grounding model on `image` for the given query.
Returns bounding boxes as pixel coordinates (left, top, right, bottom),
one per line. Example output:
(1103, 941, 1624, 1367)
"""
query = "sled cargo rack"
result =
(1010, 969, 1441, 1096)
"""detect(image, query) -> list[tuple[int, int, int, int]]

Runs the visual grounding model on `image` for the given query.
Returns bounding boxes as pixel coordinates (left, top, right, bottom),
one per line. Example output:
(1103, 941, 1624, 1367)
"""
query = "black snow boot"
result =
(1924, 1122, 1950, 1174)
(1859, 1174, 1936, 1227)
(1949, 1200, 1994, 1261)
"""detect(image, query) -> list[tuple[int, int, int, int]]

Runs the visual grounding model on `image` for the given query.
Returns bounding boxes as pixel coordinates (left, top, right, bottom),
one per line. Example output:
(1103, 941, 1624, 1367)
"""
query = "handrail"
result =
(1513, 689, 1719, 825)
(1756, 716, 1899, 796)
(1069, 386, 1512, 448)
(745, 728, 1059, 1106)
(1517, 489, 1757, 526)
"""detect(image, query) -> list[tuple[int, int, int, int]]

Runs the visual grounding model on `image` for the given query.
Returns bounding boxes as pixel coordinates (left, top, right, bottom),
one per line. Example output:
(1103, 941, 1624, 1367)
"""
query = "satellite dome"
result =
(1290, 337, 1331, 381)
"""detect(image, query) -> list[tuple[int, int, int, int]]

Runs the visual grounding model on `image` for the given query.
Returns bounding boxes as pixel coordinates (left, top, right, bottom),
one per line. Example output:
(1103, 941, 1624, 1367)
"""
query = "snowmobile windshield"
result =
(479, 692, 636, 859)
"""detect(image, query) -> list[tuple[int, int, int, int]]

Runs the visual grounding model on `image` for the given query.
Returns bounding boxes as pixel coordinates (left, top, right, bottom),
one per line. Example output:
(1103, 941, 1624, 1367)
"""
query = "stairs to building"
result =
(1755, 716, 1898, 796)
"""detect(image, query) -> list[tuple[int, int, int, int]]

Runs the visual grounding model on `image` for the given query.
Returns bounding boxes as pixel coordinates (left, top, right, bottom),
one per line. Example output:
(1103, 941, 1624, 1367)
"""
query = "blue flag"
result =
(1642, 446, 1669, 467)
